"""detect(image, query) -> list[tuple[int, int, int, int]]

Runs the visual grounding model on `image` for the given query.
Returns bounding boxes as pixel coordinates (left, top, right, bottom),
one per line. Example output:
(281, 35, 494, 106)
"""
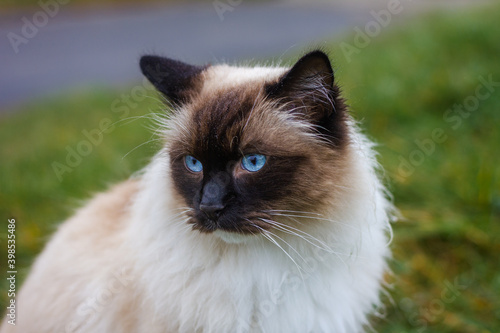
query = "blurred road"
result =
(0, 0, 484, 110)
(0, 1, 378, 110)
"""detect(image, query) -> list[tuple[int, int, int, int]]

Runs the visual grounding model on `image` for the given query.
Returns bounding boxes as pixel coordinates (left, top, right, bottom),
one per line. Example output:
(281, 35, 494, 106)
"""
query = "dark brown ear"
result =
(140, 55, 207, 105)
(268, 50, 334, 93)
(266, 50, 347, 146)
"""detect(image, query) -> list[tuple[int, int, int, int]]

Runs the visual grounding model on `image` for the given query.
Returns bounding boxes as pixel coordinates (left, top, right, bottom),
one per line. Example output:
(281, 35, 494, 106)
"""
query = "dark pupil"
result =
(249, 156, 257, 165)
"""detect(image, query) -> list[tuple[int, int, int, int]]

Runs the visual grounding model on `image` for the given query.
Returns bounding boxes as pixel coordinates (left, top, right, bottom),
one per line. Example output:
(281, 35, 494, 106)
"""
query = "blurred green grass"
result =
(330, 5, 500, 332)
(1, 4, 500, 332)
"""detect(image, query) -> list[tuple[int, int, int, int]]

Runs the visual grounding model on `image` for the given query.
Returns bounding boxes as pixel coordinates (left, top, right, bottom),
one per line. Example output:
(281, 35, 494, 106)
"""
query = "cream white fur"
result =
(126, 124, 393, 333)
(1, 66, 393, 333)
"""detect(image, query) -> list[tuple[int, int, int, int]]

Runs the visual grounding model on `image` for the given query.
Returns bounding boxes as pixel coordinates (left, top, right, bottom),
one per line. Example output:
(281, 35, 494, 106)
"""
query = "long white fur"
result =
(126, 121, 393, 332)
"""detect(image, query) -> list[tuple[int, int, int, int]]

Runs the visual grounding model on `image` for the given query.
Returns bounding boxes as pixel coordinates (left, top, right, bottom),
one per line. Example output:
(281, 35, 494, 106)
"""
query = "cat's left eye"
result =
(185, 155, 203, 173)
(241, 154, 266, 172)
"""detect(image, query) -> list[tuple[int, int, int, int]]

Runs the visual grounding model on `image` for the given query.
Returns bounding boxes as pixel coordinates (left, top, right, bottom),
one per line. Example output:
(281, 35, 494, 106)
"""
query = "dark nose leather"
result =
(199, 175, 229, 221)
(199, 203, 225, 221)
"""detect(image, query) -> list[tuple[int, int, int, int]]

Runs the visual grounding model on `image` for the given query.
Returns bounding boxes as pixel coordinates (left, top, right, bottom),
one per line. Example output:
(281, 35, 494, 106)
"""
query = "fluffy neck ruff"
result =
(128, 125, 393, 333)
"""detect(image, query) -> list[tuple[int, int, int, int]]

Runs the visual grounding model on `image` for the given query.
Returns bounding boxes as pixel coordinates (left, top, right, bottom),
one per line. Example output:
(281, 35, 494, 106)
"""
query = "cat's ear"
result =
(266, 50, 340, 123)
(140, 55, 207, 105)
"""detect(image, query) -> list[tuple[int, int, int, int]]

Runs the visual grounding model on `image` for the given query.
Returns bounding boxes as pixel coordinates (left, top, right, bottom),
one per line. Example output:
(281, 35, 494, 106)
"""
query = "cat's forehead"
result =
(168, 65, 294, 161)
(202, 64, 287, 88)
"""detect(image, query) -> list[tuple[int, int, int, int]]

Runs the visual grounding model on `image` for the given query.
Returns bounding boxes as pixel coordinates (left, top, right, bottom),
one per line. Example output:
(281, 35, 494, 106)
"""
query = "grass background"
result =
(1, 4, 499, 332)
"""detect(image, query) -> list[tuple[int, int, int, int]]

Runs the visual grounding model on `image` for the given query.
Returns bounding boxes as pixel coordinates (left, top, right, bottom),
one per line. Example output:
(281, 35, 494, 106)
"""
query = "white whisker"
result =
(122, 137, 159, 160)
(260, 218, 333, 253)
(260, 218, 352, 268)
(169, 208, 193, 221)
(265, 209, 322, 216)
(266, 212, 361, 233)
(102, 113, 160, 134)
(265, 217, 362, 271)
(265, 228, 310, 269)
(252, 223, 304, 280)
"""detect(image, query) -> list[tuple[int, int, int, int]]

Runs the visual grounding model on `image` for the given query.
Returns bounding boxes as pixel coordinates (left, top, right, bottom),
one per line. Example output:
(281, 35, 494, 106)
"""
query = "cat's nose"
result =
(199, 203, 225, 221)
(199, 173, 230, 221)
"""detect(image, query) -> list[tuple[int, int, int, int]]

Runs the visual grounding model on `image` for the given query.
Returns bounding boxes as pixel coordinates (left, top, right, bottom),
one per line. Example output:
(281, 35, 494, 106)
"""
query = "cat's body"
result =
(2, 51, 393, 333)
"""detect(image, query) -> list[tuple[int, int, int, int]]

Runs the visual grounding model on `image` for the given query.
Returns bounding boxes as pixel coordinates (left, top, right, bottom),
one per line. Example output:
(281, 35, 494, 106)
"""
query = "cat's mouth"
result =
(186, 210, 270, 236)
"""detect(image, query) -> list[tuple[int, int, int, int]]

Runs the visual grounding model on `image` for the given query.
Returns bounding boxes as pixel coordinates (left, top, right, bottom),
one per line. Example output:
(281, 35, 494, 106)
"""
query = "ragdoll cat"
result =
(1, 50, 393, 333)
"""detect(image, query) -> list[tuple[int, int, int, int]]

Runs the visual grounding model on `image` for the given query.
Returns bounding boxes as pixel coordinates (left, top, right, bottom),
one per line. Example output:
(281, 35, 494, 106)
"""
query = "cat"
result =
(1, 50, 394, 333)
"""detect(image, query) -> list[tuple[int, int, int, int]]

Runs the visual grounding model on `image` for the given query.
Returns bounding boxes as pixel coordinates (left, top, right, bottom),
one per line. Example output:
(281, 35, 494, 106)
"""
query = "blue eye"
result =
(241, 154, 266, 172)
(185, 155, 203, 173)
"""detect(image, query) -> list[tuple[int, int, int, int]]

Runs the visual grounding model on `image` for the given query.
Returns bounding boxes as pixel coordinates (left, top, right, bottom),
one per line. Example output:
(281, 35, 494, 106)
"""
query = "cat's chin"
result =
(214, 230, 255, 244)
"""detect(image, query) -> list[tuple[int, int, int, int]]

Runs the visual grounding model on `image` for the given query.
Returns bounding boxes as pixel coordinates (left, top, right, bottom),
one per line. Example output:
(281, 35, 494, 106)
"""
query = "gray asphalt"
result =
(0, 1, 382, 110)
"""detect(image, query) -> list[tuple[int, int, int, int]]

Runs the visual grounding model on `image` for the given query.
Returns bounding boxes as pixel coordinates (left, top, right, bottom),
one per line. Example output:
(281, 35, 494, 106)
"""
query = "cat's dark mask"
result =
(140, 51, 349, 235)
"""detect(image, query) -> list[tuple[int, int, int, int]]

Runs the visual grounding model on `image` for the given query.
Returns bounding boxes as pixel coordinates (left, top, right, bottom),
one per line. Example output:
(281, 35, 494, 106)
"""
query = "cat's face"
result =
(140, 51, 349, 237)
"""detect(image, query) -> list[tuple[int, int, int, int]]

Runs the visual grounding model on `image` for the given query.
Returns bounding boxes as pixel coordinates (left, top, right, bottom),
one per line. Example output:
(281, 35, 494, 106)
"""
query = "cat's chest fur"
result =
(127, 150, 390, 333)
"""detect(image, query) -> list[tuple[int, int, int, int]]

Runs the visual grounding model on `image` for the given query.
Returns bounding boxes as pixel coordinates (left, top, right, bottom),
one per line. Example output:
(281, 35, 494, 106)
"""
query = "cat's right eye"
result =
(184, 155, 203, 173)
(241, 154, 266, 172)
